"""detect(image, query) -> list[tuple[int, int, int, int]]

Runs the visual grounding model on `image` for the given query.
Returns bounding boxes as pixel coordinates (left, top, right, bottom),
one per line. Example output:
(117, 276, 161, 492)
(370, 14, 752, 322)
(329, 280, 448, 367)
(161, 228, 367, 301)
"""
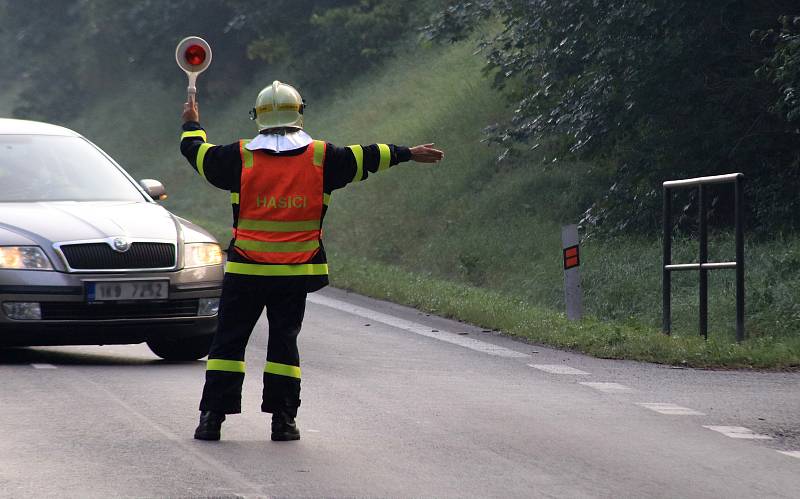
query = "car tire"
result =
(147, 334, 212, 361)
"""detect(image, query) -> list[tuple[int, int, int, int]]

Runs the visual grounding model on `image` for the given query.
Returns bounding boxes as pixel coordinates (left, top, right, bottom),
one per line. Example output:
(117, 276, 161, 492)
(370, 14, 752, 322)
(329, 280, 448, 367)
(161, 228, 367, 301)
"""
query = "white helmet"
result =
(249, 80, 305, 131)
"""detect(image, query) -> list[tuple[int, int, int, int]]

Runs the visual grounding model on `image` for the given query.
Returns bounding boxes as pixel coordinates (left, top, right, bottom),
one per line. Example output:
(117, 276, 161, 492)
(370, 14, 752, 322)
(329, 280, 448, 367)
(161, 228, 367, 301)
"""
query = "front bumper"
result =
(0, 264, 223, 346)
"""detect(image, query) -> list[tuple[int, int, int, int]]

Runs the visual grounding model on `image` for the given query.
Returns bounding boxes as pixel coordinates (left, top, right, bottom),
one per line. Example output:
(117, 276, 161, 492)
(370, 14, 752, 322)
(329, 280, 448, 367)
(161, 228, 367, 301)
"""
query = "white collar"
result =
(245, 130, 313, 153)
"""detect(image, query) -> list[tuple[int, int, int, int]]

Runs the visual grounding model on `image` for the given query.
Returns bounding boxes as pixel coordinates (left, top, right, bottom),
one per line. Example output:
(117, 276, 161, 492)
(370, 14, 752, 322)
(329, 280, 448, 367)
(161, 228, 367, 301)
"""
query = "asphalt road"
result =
(0, 287, 798, 498)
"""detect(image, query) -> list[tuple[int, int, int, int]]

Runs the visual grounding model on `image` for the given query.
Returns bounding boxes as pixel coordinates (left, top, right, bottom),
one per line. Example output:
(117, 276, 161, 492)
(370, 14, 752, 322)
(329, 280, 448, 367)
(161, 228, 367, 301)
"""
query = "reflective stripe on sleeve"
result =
(196, 143, 214, 179)
(348, 145, 364, 183)
(378, 144, 391, 171)
(264, 361, 301, 379)
(231, 192, 240, 204)
(234, 239, 320, 253)
(181, 130, 208, 142)
(312, 140, 325, 167)
(207, 359, 246, 373)
(323, 193, 331, 206)
(237, 218, 320, 232)
(225, 261, 329, 276)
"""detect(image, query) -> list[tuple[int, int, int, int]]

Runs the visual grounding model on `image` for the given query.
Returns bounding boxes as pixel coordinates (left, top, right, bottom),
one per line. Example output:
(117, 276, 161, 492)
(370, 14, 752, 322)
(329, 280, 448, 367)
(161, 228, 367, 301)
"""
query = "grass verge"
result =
(328, 251, 800, 370)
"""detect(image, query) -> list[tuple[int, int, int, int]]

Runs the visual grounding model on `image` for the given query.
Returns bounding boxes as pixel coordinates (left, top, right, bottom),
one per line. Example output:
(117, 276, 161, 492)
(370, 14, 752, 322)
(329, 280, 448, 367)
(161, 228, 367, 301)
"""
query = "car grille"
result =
(40, 299, 198, 320)
(60, 242, 176, 270)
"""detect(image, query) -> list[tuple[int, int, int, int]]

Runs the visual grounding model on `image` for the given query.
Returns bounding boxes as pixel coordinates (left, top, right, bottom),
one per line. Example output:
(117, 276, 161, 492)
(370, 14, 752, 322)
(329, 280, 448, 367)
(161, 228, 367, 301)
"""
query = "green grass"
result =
(8, 36, 795, 368)
(310, 39, 800, 366)
(328, 251, 800, 369)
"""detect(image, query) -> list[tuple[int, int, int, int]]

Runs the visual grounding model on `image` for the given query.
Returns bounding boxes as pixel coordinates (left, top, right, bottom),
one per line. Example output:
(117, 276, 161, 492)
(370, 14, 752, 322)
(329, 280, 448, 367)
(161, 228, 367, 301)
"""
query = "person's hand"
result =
(409, 143, 444, 163)
(182, 94, 199, 123)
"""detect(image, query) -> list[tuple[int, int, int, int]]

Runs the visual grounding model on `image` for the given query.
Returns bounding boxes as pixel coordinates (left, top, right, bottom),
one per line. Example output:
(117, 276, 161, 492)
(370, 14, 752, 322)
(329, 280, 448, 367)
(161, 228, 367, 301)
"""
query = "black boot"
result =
(194, 411, 226, 441)
(271, 412, 300, 441)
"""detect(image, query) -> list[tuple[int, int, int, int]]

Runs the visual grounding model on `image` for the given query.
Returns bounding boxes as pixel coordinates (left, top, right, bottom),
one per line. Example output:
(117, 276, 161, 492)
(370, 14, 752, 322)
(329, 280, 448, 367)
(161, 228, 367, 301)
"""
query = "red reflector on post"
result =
(563, 245, 580, 270)
(185, 45, 207, 66)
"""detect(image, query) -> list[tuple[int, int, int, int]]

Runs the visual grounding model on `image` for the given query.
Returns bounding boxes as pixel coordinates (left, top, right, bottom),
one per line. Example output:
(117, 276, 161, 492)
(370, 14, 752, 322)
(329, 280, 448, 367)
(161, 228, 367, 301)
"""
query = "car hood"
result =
(0, 201, 180, 246)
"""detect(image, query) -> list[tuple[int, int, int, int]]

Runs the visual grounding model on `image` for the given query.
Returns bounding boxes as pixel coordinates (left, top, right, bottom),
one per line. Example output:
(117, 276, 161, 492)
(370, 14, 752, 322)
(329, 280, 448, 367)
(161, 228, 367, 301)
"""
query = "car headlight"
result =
(0, 246, 53, 270)
(185, 243, 223, 268)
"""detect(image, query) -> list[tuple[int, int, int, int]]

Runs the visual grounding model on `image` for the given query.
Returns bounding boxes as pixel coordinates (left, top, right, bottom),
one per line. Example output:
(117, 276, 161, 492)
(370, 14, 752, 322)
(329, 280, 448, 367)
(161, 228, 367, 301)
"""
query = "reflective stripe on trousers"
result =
(199, 274, 306, 416)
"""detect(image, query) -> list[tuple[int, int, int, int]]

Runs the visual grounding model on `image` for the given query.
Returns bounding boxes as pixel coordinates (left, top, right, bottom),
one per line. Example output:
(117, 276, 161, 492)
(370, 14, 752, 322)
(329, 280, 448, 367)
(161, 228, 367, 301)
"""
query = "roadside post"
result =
(175, 36, 213, 101)
(562, 224, 583, 321)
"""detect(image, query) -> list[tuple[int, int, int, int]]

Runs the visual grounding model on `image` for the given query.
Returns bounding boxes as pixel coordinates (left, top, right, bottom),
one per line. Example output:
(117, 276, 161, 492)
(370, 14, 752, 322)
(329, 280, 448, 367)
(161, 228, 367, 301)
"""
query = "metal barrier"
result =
(662, 173, 745, 341)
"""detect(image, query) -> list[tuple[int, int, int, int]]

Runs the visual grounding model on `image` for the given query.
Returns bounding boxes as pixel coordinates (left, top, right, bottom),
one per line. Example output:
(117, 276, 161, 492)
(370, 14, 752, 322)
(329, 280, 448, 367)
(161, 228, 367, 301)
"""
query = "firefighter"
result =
(180, 81, 443, 441)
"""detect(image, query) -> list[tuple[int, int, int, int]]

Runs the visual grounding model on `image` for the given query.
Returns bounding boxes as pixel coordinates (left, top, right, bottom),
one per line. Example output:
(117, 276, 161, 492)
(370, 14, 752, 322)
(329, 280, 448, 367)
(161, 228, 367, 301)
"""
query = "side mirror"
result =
(139, 179, 168, 201)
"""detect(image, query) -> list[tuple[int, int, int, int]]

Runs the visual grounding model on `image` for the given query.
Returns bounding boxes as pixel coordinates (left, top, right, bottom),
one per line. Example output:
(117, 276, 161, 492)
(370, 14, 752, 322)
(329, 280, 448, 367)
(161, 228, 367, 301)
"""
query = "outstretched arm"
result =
(324, 142, 444, 192)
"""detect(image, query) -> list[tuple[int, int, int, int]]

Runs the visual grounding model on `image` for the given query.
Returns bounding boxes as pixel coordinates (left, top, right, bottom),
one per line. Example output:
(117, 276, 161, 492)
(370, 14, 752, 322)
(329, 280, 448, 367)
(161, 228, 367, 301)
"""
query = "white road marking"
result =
(579, 382, 632, 393)
(306, 429, 320, 433)
(31, 364, 57, 369)
(307, 294, 530, 359)
(703, 426, 773, 439)
(528, 364, 590, 375)
(778, 451, 800, 459)
(637, 403, 705, 416)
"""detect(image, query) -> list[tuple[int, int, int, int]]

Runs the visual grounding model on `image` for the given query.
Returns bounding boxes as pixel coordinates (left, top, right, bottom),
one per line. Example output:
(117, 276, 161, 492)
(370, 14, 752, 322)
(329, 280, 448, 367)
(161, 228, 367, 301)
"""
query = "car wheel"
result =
(147, 334, 212, 361)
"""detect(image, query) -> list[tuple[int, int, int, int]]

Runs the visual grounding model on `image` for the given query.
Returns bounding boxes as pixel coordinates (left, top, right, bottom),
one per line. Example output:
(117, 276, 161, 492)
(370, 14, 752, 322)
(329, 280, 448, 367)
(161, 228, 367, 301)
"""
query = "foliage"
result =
(0, 0, 437, 122)
(0, 0, 254, 121)
(230, 0, 437, 95)
(755, 16, 800, 124)
(426, 1, 800, 234)
(0, 0, 87, 121)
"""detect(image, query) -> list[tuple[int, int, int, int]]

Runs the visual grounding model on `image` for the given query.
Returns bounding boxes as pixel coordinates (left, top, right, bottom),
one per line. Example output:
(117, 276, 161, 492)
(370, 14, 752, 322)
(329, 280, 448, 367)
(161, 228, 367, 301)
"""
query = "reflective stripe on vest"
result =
(237, 218, 319, 232)
(225, 261, 329, 276)
(312, 140, 325, 167)
(233, 139, 325, 265)
(240, 140, 254, 168)
(235, 239, 319, 253)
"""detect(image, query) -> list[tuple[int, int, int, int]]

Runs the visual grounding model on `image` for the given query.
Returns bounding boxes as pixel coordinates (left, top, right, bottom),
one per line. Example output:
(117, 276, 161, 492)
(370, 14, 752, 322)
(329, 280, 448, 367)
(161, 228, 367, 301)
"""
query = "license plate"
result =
(87, 281, 169, 302)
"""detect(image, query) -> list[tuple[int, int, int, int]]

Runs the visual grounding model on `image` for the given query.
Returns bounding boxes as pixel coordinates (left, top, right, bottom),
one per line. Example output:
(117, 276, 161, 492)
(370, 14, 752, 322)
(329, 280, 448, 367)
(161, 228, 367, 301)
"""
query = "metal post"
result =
(662, 186, 672, 335)
(698, 184, 708, 340)
(735, 175, 745, 342)
(662, 173, 744, 341)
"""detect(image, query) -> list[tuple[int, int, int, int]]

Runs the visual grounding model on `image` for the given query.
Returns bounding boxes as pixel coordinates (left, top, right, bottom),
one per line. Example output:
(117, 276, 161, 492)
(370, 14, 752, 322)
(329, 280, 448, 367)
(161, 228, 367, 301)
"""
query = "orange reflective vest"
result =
(232, 139, 326, 265)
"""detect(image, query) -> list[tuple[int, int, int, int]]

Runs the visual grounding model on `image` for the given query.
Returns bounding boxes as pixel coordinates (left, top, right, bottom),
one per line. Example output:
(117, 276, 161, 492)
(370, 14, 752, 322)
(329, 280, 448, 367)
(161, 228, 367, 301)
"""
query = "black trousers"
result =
(199, 273, 307, 417)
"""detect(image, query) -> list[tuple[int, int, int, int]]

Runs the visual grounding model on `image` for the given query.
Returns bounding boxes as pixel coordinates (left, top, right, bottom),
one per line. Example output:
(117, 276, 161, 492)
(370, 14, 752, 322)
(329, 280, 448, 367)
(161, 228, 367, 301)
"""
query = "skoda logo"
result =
(111, 237, 131, 253)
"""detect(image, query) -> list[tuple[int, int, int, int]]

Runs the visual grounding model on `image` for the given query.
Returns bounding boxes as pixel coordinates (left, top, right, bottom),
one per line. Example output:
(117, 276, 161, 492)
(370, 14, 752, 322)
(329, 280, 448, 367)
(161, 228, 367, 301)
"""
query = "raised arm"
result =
(179, 97, 240, 190)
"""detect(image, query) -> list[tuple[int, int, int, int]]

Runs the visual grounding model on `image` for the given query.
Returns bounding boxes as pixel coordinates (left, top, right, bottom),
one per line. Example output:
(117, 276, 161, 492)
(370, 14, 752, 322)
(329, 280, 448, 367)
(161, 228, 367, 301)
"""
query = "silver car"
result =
(0, 118, 223, 360)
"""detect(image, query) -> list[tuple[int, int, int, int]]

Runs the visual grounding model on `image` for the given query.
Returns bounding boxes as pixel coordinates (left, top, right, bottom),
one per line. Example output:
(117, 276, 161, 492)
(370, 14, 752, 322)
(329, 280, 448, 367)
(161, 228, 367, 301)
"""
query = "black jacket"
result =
(180, 121, 412, 292)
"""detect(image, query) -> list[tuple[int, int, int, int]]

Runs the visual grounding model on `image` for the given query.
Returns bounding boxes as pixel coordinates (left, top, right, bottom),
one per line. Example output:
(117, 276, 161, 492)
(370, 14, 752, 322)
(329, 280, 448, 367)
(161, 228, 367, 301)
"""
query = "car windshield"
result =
(0, 135, 145, 202)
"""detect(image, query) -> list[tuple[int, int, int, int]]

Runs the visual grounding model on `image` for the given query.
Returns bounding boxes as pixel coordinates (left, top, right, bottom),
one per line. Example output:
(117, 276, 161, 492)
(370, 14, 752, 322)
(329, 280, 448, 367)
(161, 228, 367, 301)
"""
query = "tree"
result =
(426, 1, 800, 234)
(1, 0, 438, 122)
(756, 15, 800, 125)
(233, 0, 436, 95)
